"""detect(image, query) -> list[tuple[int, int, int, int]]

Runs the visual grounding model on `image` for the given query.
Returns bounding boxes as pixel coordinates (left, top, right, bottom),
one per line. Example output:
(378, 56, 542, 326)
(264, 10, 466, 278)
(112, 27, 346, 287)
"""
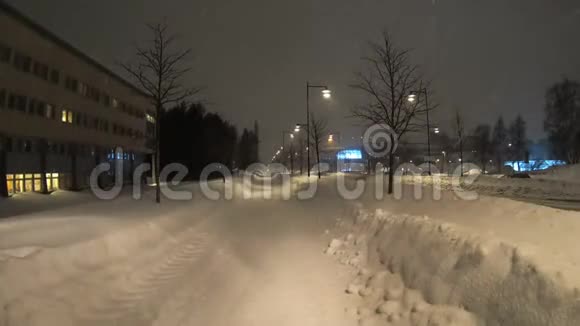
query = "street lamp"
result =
(408, 88, 431, 175)
(282, 130, 296, 174)
(306, 82, 331, 177)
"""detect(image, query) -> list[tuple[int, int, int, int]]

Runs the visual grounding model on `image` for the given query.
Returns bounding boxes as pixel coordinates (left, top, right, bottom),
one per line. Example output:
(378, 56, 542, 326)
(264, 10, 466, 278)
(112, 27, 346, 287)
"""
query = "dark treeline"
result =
(160, 102, 259, 179)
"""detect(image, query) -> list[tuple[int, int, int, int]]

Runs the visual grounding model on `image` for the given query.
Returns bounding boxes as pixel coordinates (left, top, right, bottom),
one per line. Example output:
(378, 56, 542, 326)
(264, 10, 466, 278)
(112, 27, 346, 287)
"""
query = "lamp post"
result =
(282, 130, 296, 175)
(408, 88, 431, 175)
(294, 124, 306, 174)
(306, 82, 331, 177)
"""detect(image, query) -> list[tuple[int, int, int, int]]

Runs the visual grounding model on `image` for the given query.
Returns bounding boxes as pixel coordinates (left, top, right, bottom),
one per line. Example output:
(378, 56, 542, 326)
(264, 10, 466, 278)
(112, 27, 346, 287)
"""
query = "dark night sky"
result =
(7, 0, 580, 159)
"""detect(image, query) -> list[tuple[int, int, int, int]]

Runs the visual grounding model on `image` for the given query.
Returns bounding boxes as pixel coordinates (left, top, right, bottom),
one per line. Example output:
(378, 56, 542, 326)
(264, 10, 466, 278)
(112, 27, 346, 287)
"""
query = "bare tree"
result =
(509, 115, 527, 172)
(545, 78, 580, 164)
(471, 124, 492, 173)
(122, 22, 201, 203)
(453, 109, 465, 175)
(309, 113, 328, 179)
(351, 31, 433, 194)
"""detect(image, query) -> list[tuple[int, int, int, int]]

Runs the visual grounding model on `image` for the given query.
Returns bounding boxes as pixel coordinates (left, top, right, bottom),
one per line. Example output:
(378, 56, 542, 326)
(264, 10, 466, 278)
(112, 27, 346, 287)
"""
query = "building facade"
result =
(0, 2, 155, 196)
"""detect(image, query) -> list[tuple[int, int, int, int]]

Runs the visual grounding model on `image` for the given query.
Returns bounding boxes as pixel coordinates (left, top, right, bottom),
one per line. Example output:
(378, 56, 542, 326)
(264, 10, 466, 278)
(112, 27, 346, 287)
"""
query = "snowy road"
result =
(0, 181, 358, 326)
(3, 175, 580, 325)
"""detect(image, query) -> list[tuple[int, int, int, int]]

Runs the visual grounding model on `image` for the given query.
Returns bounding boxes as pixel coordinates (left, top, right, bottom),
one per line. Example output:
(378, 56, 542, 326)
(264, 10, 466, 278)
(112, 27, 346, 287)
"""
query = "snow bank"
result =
(400, 174, 580, 202)
(328, 206, 580, 326)
(531, 164, 580, 184)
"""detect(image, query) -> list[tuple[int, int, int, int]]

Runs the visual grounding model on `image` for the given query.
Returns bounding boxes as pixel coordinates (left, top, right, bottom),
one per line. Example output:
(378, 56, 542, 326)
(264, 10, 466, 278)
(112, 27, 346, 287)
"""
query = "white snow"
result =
(531, 163, 580, 183)
(1, 174, 580, 325)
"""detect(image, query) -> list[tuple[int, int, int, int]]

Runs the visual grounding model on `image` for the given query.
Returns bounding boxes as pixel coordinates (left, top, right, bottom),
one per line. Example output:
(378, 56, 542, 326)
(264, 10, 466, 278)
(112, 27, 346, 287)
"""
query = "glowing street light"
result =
(306, 82, 332, 177)
(290, 133, 295, 139)
(328, 134, 334, 143)
(408, 88, 431, 175)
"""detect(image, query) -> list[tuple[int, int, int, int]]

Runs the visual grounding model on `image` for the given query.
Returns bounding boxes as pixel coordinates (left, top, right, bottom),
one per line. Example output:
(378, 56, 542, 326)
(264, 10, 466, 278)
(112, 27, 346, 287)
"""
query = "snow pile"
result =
(399, 174, 580, 202)
(326, 206, 580, 326)
(465, 175, 580, 201)
(531, 164, 580, 184)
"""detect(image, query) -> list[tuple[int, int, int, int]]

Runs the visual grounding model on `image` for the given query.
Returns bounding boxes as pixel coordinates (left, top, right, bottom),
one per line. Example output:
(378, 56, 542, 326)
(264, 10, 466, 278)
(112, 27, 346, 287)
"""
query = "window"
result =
(0, 43, 11, 63)
(33, 62, 49, 80)
(103, 94, 111, 107)
(27, 98, 37, 114)
(87, 86, 100, 102)
(36, 101, 45, 117)
(23, 140, 32, 153)
(146, 113, 156, 123)
(45, 104, 54, 119)
(0, 89, 6, 108)
(61, 109, 74, 124)
(78, 82, 88, 97)
(13, 52, 31, 72)
(7, 94, 15, 109)
(15, 95, 27, 112)
(112, 98, 119, 108)
(50, 69, 60, 84)
(65, 76, 79, 92)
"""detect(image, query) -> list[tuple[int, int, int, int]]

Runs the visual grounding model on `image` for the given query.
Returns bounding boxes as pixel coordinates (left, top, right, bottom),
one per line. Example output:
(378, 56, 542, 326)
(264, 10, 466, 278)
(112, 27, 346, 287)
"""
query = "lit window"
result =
(61, 110, 67, 122)
(146, 113, 156, 123)
(67, 111, 73, 123)
(112, 98, 118, 108)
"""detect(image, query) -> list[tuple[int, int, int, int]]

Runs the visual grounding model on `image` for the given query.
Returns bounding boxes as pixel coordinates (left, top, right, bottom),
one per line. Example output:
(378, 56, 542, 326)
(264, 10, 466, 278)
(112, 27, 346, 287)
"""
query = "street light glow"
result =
(407, 94, 417, 103)
(322, 89, 331, 99)
(290, 134, 294, 139)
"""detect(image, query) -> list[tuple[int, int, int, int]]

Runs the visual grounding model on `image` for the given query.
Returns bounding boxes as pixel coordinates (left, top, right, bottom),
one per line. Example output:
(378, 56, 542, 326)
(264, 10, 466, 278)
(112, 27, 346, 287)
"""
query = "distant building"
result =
(0, 3, 154, 196)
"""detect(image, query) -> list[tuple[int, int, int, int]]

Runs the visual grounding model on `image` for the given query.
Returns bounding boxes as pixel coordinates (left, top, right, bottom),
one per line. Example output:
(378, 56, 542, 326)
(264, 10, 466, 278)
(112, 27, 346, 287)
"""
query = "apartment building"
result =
(0, 2, 155, 196)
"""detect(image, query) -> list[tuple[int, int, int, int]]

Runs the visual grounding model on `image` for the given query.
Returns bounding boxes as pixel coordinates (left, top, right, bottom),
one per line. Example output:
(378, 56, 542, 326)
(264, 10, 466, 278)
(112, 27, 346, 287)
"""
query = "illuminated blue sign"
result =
(505, 160, 565, 172)
(337, 150, 362, 160)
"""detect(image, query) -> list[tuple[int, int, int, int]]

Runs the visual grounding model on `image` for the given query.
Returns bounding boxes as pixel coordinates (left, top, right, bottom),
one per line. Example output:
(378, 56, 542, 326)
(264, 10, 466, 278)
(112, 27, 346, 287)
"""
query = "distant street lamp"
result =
(282, 130, 296, 174)
(408, 88, 431, 175)
(306, 82, 331, 177)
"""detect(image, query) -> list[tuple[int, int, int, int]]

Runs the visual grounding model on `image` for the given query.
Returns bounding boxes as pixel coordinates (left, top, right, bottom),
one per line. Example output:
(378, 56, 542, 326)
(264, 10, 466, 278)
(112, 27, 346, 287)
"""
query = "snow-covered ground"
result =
(1, 175, 580, 325)
(399, 173, 580, 211)
(531, 164, 580, 184)
(0, 180, 359, 326)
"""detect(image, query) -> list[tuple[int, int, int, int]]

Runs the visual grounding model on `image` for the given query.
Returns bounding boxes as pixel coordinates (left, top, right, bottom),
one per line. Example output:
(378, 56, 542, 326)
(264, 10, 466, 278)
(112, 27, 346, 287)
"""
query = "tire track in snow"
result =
(4, 227, 211, 326)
